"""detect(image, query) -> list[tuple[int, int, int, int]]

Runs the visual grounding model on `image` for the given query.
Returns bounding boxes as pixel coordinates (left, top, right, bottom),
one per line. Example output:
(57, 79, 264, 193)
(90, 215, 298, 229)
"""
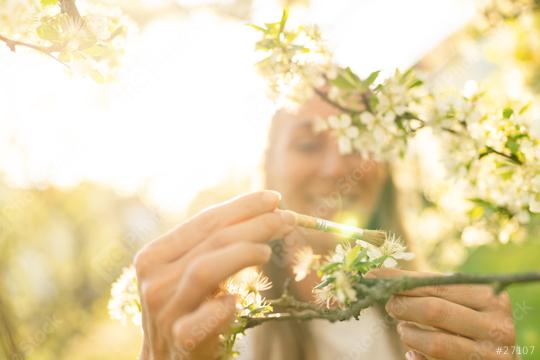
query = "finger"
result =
(405, 351, 426, 360)
(171, 295, 236, 355)
(144, 210, 295, 306)
(397, 322, 512, 360)
(176, 209, 296, 268)
(160, 242, 272, 321)
(386, 295, 492, 340)
(142, 190, 282, 264)
(365, 268, 494, 311)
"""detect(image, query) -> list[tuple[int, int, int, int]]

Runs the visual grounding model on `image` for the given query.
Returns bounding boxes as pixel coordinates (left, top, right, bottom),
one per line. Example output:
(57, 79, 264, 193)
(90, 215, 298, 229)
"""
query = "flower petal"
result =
(383, 257, 398, 268)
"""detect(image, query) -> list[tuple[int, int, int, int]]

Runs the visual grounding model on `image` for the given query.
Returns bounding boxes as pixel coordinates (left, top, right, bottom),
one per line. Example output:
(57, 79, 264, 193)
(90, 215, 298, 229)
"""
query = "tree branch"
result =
(243, 271, 540, 328)
(0, 34, 67, 67)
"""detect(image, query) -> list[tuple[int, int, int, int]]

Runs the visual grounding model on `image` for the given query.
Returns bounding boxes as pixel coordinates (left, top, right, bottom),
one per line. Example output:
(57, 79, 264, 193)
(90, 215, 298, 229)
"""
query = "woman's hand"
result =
(133, 190, 296, 360)
(366, 268, 516, 360)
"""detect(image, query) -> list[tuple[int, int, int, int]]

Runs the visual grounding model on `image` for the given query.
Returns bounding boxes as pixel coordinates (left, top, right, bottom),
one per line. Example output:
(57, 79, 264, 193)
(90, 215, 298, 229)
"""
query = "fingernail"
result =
(280, 209, 297, 226)
(397, 322, 406, 336)
(405, 351, 414, 360)
(261, 245, 273, 259)
(263, 190, 282, 204)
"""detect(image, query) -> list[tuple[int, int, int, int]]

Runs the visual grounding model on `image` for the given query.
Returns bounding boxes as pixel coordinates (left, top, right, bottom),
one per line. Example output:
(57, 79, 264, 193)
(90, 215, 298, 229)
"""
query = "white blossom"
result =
(224, 268, 272, 317)
(366, 234, 415, 268)
(292, 246, 320, 281)
(334, 270, 357, 304)
(328, 243, 350, 263)
(108, 266, 141, 327)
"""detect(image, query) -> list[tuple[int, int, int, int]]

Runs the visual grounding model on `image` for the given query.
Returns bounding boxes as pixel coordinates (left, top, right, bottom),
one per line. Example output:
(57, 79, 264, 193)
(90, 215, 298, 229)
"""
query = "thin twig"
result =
(484, 146, 523, 165)
(313, 88, 364, 115)
(0, 34, 68, 67)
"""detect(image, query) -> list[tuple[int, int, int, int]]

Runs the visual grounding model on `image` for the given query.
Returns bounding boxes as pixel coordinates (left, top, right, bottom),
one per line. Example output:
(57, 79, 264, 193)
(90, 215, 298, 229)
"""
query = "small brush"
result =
(289, 211, 386, 247)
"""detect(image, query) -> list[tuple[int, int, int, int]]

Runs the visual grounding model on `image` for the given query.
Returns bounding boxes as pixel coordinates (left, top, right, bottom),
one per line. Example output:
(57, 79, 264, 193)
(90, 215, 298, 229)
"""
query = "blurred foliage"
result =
(0, 173, 252, 359)
(0, 179, 164, 359)
(459, 240, 540, 359)
(513, 9, 540, 93)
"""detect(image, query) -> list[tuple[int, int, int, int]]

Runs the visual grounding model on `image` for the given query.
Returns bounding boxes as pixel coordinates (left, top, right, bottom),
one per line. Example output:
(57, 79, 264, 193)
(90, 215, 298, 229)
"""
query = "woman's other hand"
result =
(366, 268, 516, 360)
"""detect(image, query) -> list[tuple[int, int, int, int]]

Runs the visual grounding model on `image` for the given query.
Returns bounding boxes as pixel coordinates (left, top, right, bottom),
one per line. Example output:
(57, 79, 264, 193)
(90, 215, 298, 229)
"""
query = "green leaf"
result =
(264, 22, 281, 37)
(518, 102, 531, 114)
(500, 169, 514, 181)
(331, 76, 354, 90)
(468, 198, 512, 217)
(368, 95, 379, 110)
(89, 69, 106, 83)
(345, 246, 361, 269)
(355, 261, 377, 273)
(409, 79, 424, 88)
(255, 39, 278, 51)
(318, 262, 340, 274)
(247, 23, 266, 32)
(363, 70, 380, 87)
(36, 23, 61, 43)
(279, 8, 289, 33)
(344, 67, 362, 87)
(331, 67, 363, 90)
(41, 0, 58, 7)
(284, 30, 299, 42)
(468, 205, 485, 220)
(506, 138, 520, 155)
(314, 277, 333, 289)
(400, 67, 414, 82)
(502, 107, 514, 119)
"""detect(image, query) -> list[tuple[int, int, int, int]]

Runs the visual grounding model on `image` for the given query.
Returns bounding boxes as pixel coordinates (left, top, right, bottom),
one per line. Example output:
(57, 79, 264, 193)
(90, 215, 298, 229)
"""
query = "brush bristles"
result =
(362, 230, 386, 247)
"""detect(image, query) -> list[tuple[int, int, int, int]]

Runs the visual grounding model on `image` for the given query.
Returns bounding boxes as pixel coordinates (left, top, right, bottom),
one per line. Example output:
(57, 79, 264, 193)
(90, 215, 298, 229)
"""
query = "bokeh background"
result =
(1, 0, 540, 359)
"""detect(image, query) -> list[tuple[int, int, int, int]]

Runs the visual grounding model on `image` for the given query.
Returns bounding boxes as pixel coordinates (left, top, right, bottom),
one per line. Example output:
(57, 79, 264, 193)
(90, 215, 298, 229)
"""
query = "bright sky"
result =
(0, 0, 475, 213)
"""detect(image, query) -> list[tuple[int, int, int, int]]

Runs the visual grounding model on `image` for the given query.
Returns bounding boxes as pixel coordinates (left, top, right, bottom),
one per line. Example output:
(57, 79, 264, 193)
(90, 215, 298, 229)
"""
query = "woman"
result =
(133, 93, 516, 360)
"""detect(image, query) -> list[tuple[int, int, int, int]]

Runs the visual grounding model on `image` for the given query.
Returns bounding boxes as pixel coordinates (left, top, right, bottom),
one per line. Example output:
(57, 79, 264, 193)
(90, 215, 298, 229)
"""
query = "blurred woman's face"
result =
(265, 95, 389, 226)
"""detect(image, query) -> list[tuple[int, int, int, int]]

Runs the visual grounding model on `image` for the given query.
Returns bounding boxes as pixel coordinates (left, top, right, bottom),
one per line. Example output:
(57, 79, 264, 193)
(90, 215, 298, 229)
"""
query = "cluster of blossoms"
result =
(0, 0, 127, 82)
(253, 10, 540, 243)
(39, 11, 126, 81)
(317, 68, 426, 160)
(251, 9, 335, 107)
(108, 266, 274, 359)
(293, 235, 414, 308)
(108, 266, 141, 327)
(0, 0, 41, 37)
(221, 268, 274, 320)
(421, 90, 540, 244)
(217, 268, 274, 358)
